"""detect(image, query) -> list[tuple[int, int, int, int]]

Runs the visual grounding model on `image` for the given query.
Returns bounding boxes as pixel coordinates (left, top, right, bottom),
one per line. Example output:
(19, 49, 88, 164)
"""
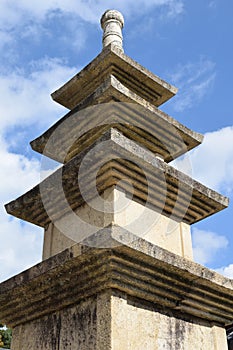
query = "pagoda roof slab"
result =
(6, 129, 228, 227)
(51, 44, 177, 110)
(1, 225, 233, 327)
(31, 85, 203, 164)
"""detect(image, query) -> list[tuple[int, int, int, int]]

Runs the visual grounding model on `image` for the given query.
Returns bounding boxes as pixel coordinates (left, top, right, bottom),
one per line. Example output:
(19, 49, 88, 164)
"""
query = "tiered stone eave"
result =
(5, 129, 229, 228)
(30, 95, 204, 164)
(1, 225, 233, 328)
(51, 43, 178, 110)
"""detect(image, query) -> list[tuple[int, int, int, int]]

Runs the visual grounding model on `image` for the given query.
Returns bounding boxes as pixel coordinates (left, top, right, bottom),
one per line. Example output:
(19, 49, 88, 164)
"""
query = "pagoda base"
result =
(1, 225, 231, 349)
(11, 291, 227, 350)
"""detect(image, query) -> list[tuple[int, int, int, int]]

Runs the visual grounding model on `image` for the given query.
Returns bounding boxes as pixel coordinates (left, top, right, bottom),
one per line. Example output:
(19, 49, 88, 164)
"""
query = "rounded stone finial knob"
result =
(101, 10, 124, 51)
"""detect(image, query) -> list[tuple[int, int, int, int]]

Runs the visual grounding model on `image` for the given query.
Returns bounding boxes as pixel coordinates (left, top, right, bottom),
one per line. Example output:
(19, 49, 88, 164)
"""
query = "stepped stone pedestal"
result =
(1, 227, 233, 349)
(1, 9, 232, 350)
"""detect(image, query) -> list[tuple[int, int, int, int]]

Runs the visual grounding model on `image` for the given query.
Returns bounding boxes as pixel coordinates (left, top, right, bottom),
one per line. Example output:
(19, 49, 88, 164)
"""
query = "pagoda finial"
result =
(101, 9, 124, 51)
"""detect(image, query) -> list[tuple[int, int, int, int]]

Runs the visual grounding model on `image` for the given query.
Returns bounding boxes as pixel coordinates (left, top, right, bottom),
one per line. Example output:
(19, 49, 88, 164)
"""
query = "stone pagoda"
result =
(1, 9, 233, 350)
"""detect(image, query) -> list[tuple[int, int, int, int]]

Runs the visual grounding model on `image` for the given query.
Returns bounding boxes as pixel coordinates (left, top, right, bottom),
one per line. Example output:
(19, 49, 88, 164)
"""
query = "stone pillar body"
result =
(43, 187, 193, 261)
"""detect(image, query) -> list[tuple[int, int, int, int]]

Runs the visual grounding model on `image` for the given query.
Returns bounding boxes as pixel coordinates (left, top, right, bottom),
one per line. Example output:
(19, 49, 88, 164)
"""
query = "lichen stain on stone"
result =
(174, 319, 186, 349)
(34, 313, 61, 350)
(59, 298, 97, 350)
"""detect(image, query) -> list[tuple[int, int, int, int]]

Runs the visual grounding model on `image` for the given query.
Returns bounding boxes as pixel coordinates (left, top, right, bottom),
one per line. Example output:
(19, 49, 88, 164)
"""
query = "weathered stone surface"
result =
(10, 292, 228, 350)
(31, 92, 203, 164)
(51, 44, 177, 110)
(1, 225, 233, 329)
(110, 294, 228, 350)
(6, 129, 228, 227)
(42, 222, 77, 259)
(11, 298, 98, 350)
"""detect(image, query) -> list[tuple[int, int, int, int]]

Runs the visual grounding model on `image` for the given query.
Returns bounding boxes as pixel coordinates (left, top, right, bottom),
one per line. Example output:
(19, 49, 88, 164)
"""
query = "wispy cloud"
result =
(208, 1, 217, 9)
(173, 124, 233, 275)
(216, 264, 233, 279)
(0, 0, 184, 28)
(0, 58, 76, 131)
(0, 135, 43, 282)
(164, 0, 184, 18)
(0, 1, 185, 69)
(174, 126, 233, 194)
(0, 57, 77, 282)
(168, 57, 216, 112)
(192, 228, 228, 265)
(0, 217, 42, 283)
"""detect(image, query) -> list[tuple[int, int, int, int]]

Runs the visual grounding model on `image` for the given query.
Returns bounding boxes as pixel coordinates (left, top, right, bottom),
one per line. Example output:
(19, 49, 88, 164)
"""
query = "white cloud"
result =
(0, 30, 13, 50)
(0, 57, 78, 282)
(174, 126, 233, 194)
(0, 58, 76, 131)
(0, 0, 184, 29)
(216, 264, 233, 279)
(174, 127, 233, 273)
(0, 1, 184, 67)
(168, 57, 216, 112)
(192, 228, 228, 265)
(162, 0, 184, 17)
(0, 7, 87, 282)
(0, 139, 40, 202)
(0, 135, 43, 283)
(0, 216, 43, 283)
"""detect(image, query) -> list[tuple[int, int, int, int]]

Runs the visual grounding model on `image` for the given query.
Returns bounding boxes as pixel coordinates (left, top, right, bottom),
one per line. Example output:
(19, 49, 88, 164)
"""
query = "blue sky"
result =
(0, 0, 233, 282)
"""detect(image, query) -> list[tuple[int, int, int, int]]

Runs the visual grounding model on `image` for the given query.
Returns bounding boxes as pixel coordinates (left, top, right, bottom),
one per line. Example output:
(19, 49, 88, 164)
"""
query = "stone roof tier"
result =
(30, 101, 203, 164)
(6, 129, 228, 228)
(1, 225, 233, 328)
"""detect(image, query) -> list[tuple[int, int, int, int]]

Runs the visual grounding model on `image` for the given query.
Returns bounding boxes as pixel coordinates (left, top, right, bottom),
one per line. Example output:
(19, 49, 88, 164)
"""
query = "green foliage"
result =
(0, 325, 12, 349)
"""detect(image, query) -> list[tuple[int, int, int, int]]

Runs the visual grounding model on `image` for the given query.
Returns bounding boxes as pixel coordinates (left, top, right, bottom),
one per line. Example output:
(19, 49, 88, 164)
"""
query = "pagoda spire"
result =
(101, 9, 124, 51)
